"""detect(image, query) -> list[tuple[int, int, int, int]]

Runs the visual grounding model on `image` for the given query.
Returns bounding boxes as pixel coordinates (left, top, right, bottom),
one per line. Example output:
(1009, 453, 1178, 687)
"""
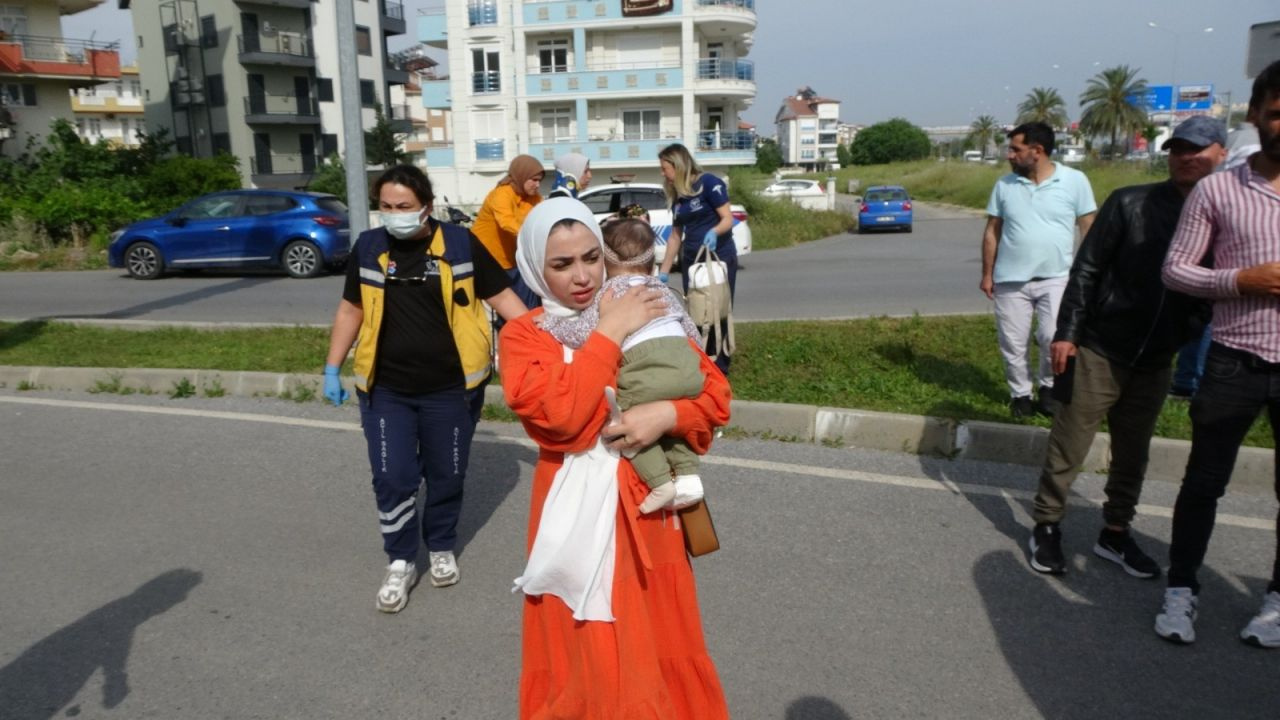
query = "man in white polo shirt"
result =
(980, 121, 1097, 419)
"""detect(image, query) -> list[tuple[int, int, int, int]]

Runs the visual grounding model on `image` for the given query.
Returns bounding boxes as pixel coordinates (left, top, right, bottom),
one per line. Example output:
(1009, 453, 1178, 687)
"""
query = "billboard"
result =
(1128, 84, 1214, 112)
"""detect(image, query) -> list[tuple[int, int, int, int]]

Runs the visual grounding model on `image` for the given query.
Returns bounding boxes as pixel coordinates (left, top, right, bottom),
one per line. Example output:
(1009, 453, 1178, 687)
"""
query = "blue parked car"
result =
(857, 185, 913, 234)
(108, 190, 350, 279)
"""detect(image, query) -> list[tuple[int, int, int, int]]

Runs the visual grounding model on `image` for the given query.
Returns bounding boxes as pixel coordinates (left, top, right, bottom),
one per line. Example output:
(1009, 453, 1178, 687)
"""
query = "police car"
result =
(577, 182, 751, 266)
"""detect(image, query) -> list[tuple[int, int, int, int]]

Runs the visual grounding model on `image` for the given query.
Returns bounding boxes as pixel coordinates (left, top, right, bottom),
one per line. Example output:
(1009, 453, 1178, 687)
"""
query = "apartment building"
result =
(123, 0, 410, 188)
(774, 86, 840, 170)
(418, 0, 758, 206)
(388, 46, 450, 167)
(0, 0, 122, 158)
(70, 64, 143, 146)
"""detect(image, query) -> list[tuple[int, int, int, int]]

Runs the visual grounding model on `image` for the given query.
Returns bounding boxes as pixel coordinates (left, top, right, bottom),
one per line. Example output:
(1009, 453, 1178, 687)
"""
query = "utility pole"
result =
(335, 0, 369, 234)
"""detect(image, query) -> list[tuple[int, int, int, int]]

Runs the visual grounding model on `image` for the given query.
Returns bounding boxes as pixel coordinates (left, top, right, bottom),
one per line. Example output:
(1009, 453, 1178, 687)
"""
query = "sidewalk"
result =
(1, 363, 1273, 494)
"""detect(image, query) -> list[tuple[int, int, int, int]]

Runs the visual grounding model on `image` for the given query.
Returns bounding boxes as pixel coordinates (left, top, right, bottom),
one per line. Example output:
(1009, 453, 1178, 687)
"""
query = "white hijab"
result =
(515, 197, 604, 318)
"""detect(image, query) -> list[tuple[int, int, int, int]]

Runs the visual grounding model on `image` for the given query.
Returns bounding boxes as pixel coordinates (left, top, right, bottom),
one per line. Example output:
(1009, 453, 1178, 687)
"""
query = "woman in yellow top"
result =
(471, 154, 545, 308)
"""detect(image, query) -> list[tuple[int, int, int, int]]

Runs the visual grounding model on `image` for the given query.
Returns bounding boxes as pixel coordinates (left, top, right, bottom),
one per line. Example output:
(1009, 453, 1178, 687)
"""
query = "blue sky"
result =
(64, 0, 1277, 129)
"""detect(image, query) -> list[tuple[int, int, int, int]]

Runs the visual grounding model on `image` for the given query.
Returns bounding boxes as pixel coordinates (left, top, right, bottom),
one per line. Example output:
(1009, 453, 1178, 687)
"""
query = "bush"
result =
(849, 118, 932, 165)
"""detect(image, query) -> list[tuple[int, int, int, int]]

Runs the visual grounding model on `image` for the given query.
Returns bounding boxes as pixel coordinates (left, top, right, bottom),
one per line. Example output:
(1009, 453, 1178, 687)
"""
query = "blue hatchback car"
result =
(108, 190, 350, 279)
(857, 185, 913, 233)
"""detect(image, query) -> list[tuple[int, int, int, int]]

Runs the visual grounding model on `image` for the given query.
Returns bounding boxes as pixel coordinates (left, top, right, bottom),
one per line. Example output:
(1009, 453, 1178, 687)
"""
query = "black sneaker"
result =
(1037, 386, 1061, 417)
(1010, 395, 1035, 419)
(1029, 523, 1066, 574)
(1093, 528, 1162, 579)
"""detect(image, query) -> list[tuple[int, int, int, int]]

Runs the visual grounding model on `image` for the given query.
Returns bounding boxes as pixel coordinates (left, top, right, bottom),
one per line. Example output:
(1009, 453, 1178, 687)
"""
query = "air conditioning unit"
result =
(261, 21, 277, 36)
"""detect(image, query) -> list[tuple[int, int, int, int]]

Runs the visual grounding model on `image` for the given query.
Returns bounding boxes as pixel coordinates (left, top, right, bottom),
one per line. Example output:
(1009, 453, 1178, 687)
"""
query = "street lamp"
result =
(1147, 22, 1214, 144)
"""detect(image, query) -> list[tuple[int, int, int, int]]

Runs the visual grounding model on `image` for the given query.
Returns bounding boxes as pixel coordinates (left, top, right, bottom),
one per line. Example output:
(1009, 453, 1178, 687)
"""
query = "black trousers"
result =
(1167, 343, 1280, 594)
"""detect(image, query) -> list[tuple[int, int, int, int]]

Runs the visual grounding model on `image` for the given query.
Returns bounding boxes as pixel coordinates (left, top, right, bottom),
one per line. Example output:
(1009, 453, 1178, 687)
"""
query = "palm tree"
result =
(1016, 87, 1069, 128)
(1078, 65, 1148, 159)
(968, 115, 999, 158)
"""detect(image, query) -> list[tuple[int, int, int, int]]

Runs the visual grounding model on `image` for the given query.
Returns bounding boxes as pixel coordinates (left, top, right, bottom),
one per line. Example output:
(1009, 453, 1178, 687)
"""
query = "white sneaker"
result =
(639, 481, 677, 514)
(375, 559, 418, 613)
(428, 550, 459, 588)
(670, 474, 704, 510)
(1154, 587, 1198, 644)
(1240, 591, 1280, 648)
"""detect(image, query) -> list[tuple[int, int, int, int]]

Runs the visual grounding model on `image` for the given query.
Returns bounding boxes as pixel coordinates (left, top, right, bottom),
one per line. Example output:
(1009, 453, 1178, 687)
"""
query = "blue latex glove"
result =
(701, 229, 718, 249)
(658, 272, 670, 283)
(323, 364, 348, 406)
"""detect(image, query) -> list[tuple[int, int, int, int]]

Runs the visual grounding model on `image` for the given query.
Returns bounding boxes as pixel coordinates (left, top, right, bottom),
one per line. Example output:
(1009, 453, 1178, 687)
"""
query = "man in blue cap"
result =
(1026, 114, 1226, 577)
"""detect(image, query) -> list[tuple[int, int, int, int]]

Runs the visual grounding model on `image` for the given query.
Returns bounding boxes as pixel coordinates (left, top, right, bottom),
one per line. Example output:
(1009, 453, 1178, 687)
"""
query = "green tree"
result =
(1078, 64, 1148, 160)
(364, 106, 406, 167)
(967, 115, 1000, 158)
(836, 141, 852, 168)
(307, 153, 349, 206)
(847, 118, 931, 165)
(1016, 87, 1069, 128)
(754, 137, 782, 174)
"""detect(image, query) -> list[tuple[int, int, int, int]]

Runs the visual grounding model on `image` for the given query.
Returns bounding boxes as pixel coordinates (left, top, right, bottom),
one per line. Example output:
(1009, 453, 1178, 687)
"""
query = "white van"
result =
(963, 150, 983, 163)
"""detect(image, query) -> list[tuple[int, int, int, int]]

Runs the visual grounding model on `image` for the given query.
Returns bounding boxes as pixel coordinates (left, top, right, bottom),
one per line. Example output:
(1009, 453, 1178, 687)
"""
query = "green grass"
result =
(2, 317, 1271, 448)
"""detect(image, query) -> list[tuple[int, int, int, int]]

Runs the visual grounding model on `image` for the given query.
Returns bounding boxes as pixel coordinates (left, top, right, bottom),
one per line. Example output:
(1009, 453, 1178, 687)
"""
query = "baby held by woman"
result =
(538, 214, 708, 513)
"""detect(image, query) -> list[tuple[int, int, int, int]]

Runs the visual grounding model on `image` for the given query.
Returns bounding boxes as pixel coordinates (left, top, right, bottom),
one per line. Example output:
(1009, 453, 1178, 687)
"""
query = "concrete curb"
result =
(1, 364, 1272, 495)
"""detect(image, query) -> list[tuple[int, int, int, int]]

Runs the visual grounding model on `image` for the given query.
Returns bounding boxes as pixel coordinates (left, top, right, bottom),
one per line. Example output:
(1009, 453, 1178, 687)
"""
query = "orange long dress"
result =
(500, 310, 732, 720)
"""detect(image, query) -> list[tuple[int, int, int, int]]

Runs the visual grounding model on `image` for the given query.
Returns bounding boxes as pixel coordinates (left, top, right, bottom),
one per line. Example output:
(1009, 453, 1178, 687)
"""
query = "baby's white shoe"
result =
(639, 481, 677, 514)
(671, 474, 704, 509)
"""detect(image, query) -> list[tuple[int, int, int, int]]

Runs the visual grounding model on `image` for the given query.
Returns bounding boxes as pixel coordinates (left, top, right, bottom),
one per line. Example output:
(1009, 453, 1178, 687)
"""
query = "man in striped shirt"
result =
(1155, 60, 1280, 648)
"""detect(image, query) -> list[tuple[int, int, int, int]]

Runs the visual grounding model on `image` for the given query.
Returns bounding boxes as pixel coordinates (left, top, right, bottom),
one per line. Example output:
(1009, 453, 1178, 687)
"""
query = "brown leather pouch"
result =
(679, 500, 720, 557)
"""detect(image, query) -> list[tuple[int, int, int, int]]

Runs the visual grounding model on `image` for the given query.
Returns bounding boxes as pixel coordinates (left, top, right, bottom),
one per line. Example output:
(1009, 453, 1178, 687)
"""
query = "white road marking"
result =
(2, 394, 1273, 532)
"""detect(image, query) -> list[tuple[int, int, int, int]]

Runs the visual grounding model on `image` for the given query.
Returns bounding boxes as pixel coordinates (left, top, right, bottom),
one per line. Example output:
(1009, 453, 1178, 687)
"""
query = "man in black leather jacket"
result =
(1026, 115, 1226, 577)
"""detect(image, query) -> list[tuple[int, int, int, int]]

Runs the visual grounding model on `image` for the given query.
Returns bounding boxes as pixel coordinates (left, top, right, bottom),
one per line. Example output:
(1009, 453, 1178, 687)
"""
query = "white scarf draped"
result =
(511, 199, 621, 622)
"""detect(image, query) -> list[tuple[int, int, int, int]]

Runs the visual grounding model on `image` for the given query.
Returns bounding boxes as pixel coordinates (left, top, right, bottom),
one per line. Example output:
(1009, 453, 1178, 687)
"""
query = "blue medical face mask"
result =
(380, 209, 426, 239)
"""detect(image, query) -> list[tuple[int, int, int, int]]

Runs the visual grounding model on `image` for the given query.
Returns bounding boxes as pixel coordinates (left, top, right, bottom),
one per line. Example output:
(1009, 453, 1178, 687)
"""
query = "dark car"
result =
(857, 185, 913, 233)
(107, 190, 350, 279)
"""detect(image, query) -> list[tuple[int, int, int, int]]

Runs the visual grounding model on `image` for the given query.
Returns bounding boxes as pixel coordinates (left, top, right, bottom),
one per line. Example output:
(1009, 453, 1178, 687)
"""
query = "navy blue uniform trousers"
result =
(357, 383, 485, 561)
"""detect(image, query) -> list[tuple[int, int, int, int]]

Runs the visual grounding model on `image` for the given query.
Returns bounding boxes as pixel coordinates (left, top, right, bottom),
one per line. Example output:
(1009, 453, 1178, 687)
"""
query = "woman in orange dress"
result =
(500, 198, 732, 719)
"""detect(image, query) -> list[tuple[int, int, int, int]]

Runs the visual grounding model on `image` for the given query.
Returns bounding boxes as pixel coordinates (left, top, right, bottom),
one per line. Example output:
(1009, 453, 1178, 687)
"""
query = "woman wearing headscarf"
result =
(472, 154, 546, 308)
(500, 198, 732, 718)
(547, 152, 592, 199)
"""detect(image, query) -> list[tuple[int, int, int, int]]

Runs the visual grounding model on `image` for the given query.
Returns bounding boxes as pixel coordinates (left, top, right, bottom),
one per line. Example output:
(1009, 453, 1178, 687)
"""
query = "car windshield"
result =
(865, 190, 907, 202)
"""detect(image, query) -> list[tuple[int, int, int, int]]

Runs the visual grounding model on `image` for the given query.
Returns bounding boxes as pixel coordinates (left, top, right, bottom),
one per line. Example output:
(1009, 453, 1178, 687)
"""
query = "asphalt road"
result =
(0, 202, 993, 326)
(2, 388, 1277, 719)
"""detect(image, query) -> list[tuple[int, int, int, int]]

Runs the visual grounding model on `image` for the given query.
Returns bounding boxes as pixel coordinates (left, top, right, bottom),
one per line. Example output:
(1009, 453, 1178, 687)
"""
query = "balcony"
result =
(693, 58, 754, 98)
(0, 34, 121, 82)
(693, 0, 756, 37)
(251, 153, 320, 187)
(382, 0, 406, 35)
(420, 78, 449, 108)
(527, 64, 683, 96)
(697, 129, 754, 158)
(426, 145, 455, 168)
(387, 102, 414, 133)
(244, 93, 320, 125)
(475, 138, 504, 162)
(419, 7, 448, 49)
(468, 0, 499, 26)
(528, 136, 676, 167)
(237, 32, 315, 68)
(471, 70, 500, 95)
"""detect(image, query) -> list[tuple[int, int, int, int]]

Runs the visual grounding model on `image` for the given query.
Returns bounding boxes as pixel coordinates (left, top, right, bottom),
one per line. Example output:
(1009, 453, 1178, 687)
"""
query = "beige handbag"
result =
(684, 246, 735, 358)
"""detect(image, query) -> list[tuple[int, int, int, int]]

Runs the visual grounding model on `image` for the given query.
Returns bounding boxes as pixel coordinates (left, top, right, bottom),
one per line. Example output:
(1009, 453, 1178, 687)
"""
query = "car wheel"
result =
(283, 239, 323, 278)
(124, 241, 164, 280)
(904, 225, 913, 234)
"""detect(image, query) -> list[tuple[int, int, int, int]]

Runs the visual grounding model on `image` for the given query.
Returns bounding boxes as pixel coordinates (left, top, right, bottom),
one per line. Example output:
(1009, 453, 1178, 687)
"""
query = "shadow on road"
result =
(53, 276, 284, 321)
(784, 695, 852, 719)
(0, 568, 202, 720)
(453, 436, 536, 561)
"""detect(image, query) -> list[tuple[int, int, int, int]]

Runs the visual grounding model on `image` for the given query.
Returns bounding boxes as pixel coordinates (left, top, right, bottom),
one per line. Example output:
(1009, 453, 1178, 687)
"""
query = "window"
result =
(200, 15, 218, 48)
(581, 189, 617, 215)
(88, 118, 103, 136)
(206, 74, 225, 107)
(0, 5, 28, 36)
(801, 150, 815, 159)
(355, 26, 371, 56)
(321, 133, 338, 157)
(136, 119, 146, 135)
(316, 78, 333, 103)
(616, 32, 660, 66)
(74, 118, 85, 136)
(538, 107, 570, 142)
(130, 80, 142, 97)
(212, 132, 231, 155)
(622, 109, 660, 141)
(538, 39, 568, 74)
(245, 194, 297, 216)
(181, 195, 242, 219)
(471, 109, 504, 142)
(471, 49, 499, 93)
(119, 118, 129, 137)
(360, 80, 377, 107)
(627, 188, 667, 212)
(1, 83, 36, 107)
(176, 136, 193, 154)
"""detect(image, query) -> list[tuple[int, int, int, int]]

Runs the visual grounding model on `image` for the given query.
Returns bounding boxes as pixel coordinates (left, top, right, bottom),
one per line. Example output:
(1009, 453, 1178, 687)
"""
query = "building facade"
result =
(773, 86, 839, 170)
(0, 0, 122, 158)
(70, 64, 143, 146)
(124, 0, 409, 188)
(418, 0, 758, 206)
